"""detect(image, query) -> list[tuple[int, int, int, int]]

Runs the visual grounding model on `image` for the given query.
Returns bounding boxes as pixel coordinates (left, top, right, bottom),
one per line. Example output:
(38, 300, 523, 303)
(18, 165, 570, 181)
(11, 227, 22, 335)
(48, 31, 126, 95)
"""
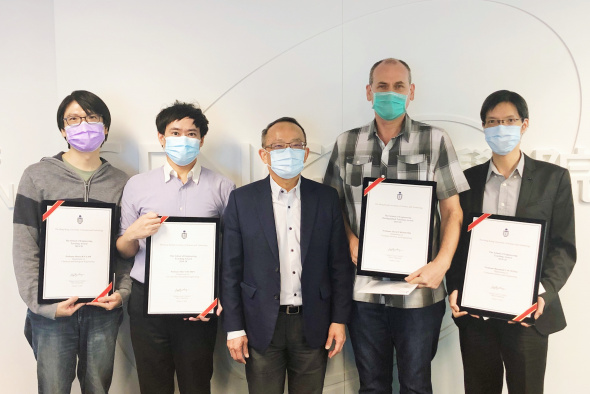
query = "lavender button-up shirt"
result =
(119, 162, 235, 283)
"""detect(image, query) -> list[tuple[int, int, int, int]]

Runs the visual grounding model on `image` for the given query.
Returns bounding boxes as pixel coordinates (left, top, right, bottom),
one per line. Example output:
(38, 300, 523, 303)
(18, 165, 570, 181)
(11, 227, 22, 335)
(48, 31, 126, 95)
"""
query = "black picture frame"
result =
(38, 200, 116, 304)
(144, 216, 220, 318)
(357, 177, 437, 280)
(458, 213, 546, 324)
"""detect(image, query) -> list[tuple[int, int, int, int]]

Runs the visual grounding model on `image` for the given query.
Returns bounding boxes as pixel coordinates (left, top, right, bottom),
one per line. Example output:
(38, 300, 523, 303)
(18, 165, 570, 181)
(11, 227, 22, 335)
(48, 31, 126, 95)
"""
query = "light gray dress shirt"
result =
(482, 153, 525, 216)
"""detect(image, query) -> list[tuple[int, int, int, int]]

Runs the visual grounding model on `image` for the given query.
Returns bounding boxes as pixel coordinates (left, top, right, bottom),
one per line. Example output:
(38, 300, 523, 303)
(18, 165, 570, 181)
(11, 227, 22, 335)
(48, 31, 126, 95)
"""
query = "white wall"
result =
(1, 1, 589, 392)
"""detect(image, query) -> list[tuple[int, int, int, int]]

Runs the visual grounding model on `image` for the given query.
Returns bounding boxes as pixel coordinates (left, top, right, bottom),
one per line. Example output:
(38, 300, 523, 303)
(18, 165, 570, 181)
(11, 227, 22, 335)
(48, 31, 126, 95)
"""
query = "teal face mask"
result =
(372, 91, 408, 121)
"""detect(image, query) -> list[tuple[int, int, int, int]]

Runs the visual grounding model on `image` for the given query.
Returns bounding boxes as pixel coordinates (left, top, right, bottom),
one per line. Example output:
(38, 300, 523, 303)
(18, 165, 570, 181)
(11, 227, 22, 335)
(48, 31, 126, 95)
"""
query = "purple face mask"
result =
(65, 122, 106, 152)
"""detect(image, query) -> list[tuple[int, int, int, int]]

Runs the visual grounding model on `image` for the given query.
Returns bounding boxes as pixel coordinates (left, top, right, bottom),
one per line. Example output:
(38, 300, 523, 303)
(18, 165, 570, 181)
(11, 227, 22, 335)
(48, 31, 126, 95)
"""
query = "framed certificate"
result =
(458, 214, 546, 323)
(357, 177, 437, 280)
(144, 217, 219, 317)
(38, 200, 116, 304)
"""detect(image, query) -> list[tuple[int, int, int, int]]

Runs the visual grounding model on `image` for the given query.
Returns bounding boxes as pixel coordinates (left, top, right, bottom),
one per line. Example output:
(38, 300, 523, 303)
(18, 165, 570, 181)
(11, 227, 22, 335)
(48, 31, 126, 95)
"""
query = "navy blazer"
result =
(221, 176, 353, 353)
(447, 154, 576, 335)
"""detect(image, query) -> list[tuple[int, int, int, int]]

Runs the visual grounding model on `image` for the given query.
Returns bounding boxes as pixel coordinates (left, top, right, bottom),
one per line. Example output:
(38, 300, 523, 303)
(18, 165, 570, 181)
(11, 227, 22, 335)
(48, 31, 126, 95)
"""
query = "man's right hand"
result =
(55, 296, 84, 318)
(349, 235, 359, 265)
(117, 212, 162, 258)
(125, 212, 162, 240)
(227, 335, 249, 364)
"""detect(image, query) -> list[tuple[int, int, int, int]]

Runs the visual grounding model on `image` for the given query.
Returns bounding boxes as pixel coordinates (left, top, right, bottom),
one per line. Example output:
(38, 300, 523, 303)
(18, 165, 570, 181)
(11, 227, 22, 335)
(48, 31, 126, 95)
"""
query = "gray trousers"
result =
(245, 312, 328, 394)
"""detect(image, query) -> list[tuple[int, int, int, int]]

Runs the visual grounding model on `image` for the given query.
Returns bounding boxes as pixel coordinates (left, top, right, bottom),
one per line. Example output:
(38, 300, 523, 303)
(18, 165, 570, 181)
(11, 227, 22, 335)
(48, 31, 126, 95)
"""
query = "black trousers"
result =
(128, 281, 217, 394)
(457, 316, 548, 394)
(245, 312, 328, 394)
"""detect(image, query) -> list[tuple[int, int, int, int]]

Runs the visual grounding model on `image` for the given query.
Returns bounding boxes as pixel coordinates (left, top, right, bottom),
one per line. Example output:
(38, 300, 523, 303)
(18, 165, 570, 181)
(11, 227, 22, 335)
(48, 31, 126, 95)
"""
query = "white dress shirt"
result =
(164, 159, 201, 184)
(227, 176, 303, 340)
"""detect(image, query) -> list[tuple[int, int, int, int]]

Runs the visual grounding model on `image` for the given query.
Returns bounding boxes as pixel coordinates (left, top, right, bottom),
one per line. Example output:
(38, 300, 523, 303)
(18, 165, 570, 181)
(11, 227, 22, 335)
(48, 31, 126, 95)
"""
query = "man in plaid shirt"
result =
(324, 58, 469, 393)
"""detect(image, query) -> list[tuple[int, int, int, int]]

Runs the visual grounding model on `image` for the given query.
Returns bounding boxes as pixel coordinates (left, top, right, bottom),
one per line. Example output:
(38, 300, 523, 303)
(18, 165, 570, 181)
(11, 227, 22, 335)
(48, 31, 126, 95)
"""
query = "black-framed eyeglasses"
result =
(63, 114, 102, 126)
(484, 118, 523, 127)
(265, 142, 307, 150)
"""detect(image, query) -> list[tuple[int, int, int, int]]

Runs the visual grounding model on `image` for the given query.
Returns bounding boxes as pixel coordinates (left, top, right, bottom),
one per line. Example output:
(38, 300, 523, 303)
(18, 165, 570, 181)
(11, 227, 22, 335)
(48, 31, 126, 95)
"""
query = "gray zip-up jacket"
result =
(13, 152, 133, 319)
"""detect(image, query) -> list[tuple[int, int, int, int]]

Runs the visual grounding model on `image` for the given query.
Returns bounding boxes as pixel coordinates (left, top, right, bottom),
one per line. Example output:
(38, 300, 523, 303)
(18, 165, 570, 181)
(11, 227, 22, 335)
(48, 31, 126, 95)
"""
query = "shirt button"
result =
(180, 207, 183, 210)
(274, 294, 279, 300)
(294, 293, 297, 296)
(288, 206, 291, 209)
(280, 190, 284, 193)
(502, 183, 507, 187)
(291, 249, 294, 252)
(501, 203, 505, 207)
(292, 271, 296, 274)
(289, 227, 292, 230)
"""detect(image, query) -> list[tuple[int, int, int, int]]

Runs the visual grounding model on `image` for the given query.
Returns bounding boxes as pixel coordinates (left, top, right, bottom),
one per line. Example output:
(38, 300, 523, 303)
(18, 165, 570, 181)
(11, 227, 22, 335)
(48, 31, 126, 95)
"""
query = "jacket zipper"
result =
(84, 181, 90, 202)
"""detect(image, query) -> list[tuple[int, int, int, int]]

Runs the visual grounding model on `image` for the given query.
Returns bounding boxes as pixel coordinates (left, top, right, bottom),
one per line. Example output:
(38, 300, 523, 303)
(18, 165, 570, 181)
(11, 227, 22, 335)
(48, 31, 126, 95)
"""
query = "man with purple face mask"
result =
(13, 90, 132, 393)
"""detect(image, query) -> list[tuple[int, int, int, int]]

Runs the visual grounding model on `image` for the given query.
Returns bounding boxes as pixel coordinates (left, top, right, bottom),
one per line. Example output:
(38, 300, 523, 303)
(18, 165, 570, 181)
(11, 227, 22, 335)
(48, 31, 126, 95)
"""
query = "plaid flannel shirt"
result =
(323, 115, 469, 308)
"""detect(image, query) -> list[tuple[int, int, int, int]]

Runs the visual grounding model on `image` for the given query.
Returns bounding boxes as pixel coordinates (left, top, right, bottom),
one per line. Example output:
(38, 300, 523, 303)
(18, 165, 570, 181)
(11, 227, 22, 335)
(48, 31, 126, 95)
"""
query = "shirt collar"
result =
(486, 151, 525, 181)
(368, 114, 412, 143)
(163, 160, 201, 184)
(269, 175, 301, 200)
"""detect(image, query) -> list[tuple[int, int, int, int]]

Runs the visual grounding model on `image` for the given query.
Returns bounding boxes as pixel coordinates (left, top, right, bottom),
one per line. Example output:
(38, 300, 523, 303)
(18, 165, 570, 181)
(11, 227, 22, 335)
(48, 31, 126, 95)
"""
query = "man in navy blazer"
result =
(446, 90, 576, 394)
(221, 117, 353, 394)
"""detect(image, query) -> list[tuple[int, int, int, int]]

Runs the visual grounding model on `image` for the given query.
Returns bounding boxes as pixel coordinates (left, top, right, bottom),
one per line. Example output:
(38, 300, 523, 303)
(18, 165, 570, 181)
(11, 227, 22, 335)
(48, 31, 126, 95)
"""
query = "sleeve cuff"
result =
(227, 330, 247, 340)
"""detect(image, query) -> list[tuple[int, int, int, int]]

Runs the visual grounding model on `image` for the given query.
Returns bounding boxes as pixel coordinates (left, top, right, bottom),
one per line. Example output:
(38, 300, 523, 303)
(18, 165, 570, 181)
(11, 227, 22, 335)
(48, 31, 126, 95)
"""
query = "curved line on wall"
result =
(412, 114, 484, 133)
(204, 0, 582, 155)
(202, 23, 343, 114)
(483, 0, 582, 153)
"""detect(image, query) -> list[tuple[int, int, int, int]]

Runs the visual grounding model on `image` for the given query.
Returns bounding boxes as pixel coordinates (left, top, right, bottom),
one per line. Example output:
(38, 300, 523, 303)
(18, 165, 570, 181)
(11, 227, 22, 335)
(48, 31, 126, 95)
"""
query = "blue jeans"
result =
(25, 306, 123, 394)
(348, 300, 445, 394)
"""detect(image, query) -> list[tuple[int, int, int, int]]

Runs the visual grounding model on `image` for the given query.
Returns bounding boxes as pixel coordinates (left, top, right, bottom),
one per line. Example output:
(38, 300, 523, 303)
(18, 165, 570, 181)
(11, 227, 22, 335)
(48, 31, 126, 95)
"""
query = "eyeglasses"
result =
(63, 114, 102, 126)
(484, 118, 522, 127)
(264, 142, 307, 150)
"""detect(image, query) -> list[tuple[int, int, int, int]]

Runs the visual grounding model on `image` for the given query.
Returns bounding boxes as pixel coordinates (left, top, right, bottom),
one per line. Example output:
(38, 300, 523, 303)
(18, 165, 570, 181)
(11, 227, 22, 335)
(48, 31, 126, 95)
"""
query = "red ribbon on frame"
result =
(91, 282, 113, 303)
(160, 216, 169, 223)
(197, 298, 218, 319)
(42, 200, 65, 221)
(513, 303, 538, 322)
(363, 176, 386, 196)
(467, 213, 492, 232)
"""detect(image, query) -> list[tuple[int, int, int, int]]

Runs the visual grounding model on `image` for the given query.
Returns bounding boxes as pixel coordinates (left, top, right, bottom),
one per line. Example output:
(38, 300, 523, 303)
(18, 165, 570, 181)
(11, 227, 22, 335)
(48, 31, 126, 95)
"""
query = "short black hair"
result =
(369, 58, 412, 85)
(261, 116, 307, 147)
(57, 90, 111, 132)
(480, 90, 529, 124)
(156, 101, 209, 137)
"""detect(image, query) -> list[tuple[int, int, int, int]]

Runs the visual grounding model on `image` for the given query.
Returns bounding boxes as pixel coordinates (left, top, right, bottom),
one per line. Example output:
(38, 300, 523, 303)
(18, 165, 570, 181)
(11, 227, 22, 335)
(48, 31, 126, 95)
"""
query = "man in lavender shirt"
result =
(116, 101, 235, 394)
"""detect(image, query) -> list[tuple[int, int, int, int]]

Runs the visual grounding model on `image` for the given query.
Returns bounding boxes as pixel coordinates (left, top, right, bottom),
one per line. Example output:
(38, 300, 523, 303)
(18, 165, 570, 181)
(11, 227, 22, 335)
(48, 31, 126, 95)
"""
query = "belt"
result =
(279, 305, 303, 314)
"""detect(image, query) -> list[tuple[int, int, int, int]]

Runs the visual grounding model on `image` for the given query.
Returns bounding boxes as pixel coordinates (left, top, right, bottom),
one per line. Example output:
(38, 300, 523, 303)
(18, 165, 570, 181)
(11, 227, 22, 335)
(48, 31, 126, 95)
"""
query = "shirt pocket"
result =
(345, 156, 373, 188)
(396, 154, 429, 181)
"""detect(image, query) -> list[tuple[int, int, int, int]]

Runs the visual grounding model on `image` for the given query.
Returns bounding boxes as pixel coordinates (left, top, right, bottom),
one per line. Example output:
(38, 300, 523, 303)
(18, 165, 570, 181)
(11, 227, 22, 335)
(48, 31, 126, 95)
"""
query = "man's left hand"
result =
(517, 296, 545, 328)
(186, 300, 223, 322)
(405, 259, 449, 289)
(325, 323, 346, 359)
(88, 292, 122, 310)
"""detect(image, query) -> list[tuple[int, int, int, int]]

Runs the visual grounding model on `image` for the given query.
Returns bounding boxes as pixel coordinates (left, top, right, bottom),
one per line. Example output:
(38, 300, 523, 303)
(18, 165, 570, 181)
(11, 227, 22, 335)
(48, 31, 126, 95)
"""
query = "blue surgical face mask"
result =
(372, 90, 408, 121)
(484, 125, 522, 155)
(268, 147, 305, 179)
(164, 136, 200, 166)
